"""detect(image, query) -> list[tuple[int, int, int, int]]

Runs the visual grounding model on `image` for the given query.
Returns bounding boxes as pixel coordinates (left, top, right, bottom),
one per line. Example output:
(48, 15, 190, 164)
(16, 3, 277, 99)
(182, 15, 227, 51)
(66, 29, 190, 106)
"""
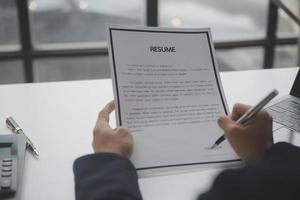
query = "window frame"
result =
(0, 0, 298, 83)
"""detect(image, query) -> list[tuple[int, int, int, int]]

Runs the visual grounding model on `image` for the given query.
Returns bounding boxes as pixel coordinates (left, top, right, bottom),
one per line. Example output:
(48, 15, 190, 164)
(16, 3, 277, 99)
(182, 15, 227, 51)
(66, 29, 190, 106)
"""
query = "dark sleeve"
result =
(73, 153, 143, 200)
(198, 142, 300, 200)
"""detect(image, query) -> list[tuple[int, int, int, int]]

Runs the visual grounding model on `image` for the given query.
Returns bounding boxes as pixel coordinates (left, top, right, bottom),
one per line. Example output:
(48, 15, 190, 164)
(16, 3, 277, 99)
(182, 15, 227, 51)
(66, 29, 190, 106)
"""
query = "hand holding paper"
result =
(107, 26, 239, 175)
(93, 100, 133, 159)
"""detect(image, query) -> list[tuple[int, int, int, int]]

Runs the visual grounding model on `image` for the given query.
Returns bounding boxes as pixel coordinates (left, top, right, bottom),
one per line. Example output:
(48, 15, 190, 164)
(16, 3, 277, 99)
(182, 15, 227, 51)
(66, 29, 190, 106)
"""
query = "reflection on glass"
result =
(274, 45, 298, 68)
(0, 0, 20, 46)
(216, 47, 263, 71)
(159, 0, 268, 41)
(277, 0, 300, 38)
(0, 60, 24, 84)
(29, 0, 145, 45)
(34, 56, 110, 82)
(281, 0, 300, 17)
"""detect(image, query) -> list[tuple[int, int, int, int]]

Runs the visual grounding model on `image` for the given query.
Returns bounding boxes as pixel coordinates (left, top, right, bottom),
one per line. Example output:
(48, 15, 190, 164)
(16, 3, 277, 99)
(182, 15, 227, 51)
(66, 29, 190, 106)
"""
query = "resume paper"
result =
(108, 26, 239, 174)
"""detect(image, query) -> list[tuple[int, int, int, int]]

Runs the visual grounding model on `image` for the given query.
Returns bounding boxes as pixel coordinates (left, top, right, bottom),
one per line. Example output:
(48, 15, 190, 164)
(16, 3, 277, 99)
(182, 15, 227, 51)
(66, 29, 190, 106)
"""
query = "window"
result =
(0, 60, 24, 84)
(216, 47, 264, 71)
(0, 0, 298, 84)
(0, 0, 20, 49)
(277, 0, 299, 38)
(33, 56, 110, 82)
(274, 45, 298, 68)
(29, 0, 145, 45)
(159, 0, 268, 41)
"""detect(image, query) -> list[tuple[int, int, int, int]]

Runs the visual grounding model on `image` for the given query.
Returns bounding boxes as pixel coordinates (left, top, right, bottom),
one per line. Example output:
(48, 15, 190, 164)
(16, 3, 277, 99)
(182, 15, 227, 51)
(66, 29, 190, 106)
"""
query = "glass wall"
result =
(159, 0, 268, 41)
(0, 0, 298, 84)
(29, 0, 145, 45)
(0, 0, 20, 49)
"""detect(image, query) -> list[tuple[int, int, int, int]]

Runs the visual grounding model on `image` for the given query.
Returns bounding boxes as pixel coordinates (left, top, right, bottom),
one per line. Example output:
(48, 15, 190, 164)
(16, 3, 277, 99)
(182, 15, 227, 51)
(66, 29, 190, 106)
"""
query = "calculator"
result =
(0, 135, 26, 200)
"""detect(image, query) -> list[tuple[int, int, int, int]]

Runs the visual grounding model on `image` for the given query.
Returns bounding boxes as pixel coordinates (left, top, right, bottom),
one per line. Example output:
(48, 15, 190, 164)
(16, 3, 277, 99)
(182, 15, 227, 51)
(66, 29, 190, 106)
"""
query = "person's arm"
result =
(73, 101, 142, 200)
(198, 142, 300, 200)
(74, 153, 142, 200)
(198, 103, 300, 200)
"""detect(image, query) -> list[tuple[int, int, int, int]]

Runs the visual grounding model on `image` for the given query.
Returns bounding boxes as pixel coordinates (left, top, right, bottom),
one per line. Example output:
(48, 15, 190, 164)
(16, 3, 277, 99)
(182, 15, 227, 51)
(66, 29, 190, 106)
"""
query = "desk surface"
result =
(0, 67, 298, 200)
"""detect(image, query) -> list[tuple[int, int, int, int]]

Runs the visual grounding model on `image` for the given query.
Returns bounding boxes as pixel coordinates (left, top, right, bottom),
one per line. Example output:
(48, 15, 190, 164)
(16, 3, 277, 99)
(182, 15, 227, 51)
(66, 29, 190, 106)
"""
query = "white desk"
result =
(0, 67, 298, 200)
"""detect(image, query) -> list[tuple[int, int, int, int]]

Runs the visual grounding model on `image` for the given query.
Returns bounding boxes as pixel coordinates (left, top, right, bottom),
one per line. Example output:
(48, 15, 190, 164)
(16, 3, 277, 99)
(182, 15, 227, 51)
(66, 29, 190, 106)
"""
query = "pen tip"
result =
(210, 144, 217, 149)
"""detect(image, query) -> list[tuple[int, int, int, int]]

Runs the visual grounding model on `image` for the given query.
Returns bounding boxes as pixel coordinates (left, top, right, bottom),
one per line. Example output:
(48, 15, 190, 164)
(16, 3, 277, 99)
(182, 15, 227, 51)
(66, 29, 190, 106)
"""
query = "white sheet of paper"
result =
(107, 26, 239, 176)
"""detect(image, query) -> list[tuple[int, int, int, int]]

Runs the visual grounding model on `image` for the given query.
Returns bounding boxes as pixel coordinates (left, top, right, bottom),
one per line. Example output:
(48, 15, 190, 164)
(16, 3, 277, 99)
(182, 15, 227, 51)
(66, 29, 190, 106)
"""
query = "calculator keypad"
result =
(1, 158, 13, 189)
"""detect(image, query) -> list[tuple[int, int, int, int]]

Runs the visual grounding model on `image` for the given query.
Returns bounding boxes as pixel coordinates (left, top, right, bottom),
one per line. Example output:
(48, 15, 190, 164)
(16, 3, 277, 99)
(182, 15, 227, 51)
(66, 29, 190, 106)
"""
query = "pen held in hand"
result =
(210, 89, 279, 149)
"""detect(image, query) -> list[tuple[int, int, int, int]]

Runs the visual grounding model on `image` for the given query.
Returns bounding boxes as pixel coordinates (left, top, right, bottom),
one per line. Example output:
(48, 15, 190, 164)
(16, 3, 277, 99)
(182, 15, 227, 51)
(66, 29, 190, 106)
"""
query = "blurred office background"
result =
(0, 0, 299, 84)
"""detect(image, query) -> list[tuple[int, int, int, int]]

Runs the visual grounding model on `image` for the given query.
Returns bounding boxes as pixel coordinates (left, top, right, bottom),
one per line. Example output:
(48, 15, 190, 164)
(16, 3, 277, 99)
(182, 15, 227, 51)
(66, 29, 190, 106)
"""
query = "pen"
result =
(210, 89, 279, 149)
(5, 116, 39, 158)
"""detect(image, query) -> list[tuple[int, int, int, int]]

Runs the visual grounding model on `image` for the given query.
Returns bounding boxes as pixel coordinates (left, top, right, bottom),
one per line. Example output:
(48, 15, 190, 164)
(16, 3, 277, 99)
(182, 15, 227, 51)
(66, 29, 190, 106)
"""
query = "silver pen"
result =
(5, 116, 39, 158)
(210, 89, 279, 149)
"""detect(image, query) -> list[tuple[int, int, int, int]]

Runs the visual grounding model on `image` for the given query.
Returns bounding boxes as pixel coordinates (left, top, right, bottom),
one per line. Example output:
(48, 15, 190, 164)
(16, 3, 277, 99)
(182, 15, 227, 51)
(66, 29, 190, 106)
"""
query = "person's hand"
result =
(92, 100, 133, 159)
(217, 103, 273, 161)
